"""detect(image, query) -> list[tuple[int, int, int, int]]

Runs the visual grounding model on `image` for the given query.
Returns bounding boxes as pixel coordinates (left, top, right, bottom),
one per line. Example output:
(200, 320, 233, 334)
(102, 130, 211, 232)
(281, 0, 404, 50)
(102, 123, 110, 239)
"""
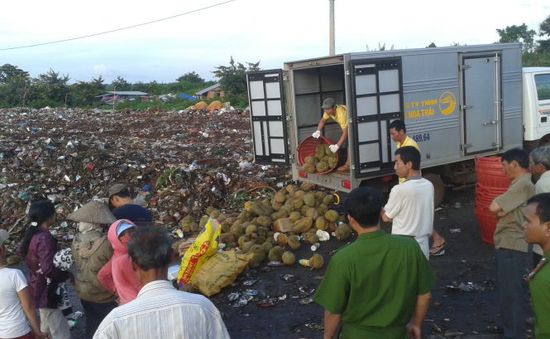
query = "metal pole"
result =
(329, 0, 335, 56)
(112, 86, 116, 112)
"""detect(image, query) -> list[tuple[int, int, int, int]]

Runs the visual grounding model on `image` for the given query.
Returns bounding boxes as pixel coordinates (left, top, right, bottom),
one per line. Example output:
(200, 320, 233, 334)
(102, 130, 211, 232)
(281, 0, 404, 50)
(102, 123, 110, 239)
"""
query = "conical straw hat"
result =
(67, 201, 116, 224)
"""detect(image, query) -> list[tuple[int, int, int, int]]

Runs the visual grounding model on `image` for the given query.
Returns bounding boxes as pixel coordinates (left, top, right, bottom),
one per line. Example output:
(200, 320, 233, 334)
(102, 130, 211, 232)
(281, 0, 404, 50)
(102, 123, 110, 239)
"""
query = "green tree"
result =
(110, 76, 131, 90)
(68, 76, 105, 107)
(537, 15, 550, 53)
(0, 64, 31, 107)
(176, 72, 204, 83)
(31, 69, 70, 107)
(497, 23, 536, 52)
(213, 57, 260, 108)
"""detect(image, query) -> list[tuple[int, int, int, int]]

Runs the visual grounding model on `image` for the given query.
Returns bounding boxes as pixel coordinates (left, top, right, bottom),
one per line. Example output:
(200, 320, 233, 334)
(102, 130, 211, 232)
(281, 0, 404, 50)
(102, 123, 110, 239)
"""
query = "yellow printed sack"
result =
(177, 218, 221, 285)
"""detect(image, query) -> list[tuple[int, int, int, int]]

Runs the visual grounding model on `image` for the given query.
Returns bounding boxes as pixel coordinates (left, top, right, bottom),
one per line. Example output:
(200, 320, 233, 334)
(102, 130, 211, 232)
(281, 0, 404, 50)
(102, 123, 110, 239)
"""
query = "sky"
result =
(0, 0, 548, 84)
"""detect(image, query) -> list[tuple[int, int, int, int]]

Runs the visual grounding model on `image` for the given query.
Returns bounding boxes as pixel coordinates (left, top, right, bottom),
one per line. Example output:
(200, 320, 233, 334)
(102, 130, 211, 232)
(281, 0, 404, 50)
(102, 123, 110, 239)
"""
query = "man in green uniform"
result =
(523, 193, 550, 338)
(314, 187, 434, 339)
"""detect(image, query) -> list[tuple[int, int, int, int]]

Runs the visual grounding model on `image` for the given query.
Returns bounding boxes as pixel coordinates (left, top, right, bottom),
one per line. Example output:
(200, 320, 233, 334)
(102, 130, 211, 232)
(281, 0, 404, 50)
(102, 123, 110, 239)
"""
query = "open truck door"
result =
(247, 70, 289, 164)
(349, 58, 403, 177)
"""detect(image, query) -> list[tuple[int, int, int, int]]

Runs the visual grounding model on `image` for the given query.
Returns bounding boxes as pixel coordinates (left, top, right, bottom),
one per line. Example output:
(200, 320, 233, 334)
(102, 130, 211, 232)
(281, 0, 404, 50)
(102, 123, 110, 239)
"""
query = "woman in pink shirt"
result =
(97, 219, 141, 304)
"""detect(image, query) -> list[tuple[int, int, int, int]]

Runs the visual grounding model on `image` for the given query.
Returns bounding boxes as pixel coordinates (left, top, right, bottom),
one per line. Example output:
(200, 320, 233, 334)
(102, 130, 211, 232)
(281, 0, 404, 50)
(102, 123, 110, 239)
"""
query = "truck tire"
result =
(424, 173, 445, 207)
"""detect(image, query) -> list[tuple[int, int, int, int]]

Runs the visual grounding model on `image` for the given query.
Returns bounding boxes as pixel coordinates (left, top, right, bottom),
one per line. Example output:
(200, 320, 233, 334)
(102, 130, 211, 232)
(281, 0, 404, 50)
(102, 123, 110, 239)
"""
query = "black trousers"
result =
(80, 299, 117, 339)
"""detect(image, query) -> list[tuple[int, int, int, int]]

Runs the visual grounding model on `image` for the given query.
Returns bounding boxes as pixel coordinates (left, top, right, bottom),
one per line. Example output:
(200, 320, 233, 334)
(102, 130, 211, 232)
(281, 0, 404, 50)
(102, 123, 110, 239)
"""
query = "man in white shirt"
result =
(93, 227, 230, 339)
(382, 146, 434, 259)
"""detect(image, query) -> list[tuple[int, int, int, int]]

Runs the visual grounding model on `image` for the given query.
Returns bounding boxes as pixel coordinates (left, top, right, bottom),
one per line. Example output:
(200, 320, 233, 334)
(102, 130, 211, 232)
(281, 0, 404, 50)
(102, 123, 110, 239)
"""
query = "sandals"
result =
(430, 241, 446, 256)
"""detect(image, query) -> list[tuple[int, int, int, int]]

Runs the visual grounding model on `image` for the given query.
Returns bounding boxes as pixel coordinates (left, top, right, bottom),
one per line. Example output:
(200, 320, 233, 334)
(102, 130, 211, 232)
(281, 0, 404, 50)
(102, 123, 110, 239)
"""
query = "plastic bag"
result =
(177, 218, 221, 285)
(191, 250, 253, 297)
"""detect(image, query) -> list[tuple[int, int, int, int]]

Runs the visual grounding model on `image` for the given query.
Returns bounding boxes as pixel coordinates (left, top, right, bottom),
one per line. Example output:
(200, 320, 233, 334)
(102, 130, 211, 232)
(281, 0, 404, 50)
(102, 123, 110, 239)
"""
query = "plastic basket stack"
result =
(474, 156, 510, 244)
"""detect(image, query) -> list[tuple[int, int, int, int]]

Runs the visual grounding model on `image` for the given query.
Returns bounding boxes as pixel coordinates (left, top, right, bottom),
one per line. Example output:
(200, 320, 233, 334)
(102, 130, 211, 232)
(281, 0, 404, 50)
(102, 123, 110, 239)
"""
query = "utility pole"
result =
(329, 0, 335, 56)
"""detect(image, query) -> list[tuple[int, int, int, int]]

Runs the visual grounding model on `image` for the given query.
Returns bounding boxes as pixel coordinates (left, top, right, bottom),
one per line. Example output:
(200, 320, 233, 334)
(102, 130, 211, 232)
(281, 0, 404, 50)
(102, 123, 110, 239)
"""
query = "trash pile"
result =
(0, 107, 287, 250)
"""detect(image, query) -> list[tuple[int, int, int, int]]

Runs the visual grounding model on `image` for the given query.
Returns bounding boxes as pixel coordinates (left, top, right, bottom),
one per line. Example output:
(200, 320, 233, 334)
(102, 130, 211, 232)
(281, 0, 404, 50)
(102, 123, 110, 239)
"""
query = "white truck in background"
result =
(247, 43, 550, 204)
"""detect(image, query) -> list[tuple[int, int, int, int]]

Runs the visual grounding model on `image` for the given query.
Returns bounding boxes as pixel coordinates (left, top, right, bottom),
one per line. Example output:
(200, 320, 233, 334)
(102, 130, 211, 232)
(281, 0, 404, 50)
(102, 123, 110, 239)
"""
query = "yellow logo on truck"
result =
(439, 91, 456, 116)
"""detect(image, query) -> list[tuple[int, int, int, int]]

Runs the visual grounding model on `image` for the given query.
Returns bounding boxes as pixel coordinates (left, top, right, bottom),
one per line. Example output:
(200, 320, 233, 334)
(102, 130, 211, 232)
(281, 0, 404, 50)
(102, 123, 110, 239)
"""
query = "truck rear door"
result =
(247, 70, 289, 164)
(461, 54, 501, 154)
(349, 58, 403, 177)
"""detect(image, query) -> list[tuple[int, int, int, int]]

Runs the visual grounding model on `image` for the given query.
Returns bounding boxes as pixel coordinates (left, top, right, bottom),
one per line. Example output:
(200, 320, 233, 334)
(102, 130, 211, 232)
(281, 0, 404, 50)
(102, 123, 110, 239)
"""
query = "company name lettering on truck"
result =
(405, 91, 457, 120)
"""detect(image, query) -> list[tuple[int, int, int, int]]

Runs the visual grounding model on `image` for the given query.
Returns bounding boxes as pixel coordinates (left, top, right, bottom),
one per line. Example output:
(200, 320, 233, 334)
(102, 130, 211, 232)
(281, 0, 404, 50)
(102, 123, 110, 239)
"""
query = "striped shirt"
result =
(93, 280, 230, 339)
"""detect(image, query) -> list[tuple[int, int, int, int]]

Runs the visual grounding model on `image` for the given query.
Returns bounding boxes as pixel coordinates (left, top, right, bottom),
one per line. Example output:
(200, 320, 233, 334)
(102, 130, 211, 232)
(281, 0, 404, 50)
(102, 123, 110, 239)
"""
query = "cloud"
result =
(93, 64, 107, 77)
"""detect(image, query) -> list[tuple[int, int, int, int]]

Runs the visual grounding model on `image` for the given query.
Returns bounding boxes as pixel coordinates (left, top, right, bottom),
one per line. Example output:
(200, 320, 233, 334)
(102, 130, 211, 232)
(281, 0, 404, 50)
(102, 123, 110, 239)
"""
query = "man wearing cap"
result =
(108, 183, 152, 226)
(312, 97, 350, 172)
(314, 187, 434, 339)
(94, 226, 230, 339)
(69, 201, 117, 339)
(0, 229, 47, 339)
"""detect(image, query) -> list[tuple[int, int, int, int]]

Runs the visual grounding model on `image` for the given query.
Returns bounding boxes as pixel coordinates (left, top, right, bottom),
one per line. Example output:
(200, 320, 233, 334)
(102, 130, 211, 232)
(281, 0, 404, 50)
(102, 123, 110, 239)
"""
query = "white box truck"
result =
(247, 43, 550, 204)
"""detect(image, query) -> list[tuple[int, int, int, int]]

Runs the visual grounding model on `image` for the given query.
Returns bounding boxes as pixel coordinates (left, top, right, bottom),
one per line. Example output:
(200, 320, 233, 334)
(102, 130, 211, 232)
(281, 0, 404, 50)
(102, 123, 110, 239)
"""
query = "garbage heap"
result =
(0, 107, 287, 249)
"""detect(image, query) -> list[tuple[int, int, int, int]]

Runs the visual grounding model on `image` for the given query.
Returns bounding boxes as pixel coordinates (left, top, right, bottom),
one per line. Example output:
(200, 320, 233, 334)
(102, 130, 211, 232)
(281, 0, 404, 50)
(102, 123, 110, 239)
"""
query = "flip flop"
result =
(430, 241, 446, 256)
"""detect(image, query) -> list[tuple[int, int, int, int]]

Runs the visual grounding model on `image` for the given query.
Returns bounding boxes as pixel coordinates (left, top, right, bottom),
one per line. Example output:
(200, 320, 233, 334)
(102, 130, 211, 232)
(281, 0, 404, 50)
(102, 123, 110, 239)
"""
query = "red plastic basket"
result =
(297, 136, 339, 174)
(475, 208, 497, 245)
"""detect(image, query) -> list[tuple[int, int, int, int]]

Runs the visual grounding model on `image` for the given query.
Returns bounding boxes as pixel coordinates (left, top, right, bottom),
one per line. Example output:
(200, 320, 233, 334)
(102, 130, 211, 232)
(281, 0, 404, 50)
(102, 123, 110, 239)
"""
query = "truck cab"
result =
(523, 67, 550, 149)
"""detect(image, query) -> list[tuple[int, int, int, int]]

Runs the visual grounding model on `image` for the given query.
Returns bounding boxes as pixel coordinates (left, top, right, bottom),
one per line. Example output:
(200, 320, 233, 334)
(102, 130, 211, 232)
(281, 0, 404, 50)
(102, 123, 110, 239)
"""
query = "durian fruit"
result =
(315, 216, 328, 230)
(292, 216, 314, 233)
(238, 235, 256, 253)
(255, 215, 272, 227)
(327, 156, 338, 169)
(281, 251, 296, 266)
(289, 211, 302, 222)
(292, 198, 304, 209)
(335, 223, 353, 241)
(314, 144, 325, 158)
(248, 244, 266, 268)
(220, 232, 236, 244)
(275, 233, 288, 247)
(305, 207, 319, 220)
(287, 235, 301, 250)
(244, 201, 272, 217)
(304, 163, 316, 173)
(304, 155, 317, 165)
(299, 253, 325, 269)
(322, 194, 335, 205)
(229, 222, 244, 238)
(303, 193, 316, 207)
(294, 190, 305, 199)
(271, 200, 283, 211)
(206, 206, 220, 218)
(324, 210, 339, 222)
(300, 182, 316, 192)
(245, 224, 258, 235)
(261, 240, 273, 253)
(268, 245, 285, 262)
(285, 184, 298, 196)
(302, 231, 319, 244)
(274, 191, 287, 203)
(316, 161, 329, 172)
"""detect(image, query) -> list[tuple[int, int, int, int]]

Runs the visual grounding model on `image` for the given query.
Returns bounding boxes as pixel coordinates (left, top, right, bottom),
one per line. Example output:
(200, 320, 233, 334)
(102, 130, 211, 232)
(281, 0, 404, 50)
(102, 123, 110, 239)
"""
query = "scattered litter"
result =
(445, 281, 485, 292)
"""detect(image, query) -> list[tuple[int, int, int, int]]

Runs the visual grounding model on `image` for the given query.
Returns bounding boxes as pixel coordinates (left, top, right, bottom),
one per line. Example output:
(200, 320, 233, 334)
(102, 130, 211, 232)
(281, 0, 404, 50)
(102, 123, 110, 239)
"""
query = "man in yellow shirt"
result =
(312, 97, 350, 172)
(389, 119, 447, 256)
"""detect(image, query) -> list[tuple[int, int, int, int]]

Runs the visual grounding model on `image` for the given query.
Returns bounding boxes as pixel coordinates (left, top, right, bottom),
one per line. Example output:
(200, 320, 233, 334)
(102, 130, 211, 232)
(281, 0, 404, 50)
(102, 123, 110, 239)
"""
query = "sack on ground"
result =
(190, 250, 253, 297)
(177, 218, 221, 285)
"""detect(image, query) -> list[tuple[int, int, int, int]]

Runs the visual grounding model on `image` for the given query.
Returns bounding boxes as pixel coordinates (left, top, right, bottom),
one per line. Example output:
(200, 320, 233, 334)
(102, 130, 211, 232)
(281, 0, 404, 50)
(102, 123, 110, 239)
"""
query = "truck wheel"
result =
(424, 173, 445, 207)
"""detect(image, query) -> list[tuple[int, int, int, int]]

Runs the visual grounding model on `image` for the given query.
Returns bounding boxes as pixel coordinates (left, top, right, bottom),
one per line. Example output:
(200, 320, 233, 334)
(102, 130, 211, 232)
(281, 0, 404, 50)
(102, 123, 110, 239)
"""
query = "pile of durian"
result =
(176, 182, 353, 270)
(302, 144, 338, 174)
